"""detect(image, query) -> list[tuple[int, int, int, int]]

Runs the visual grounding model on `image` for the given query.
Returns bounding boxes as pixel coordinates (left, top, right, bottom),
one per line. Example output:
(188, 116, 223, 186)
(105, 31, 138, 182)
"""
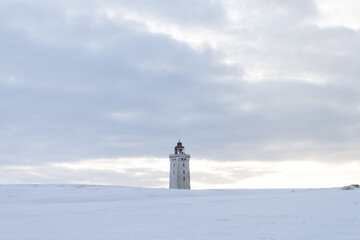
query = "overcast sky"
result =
(1, 0, 360, 188)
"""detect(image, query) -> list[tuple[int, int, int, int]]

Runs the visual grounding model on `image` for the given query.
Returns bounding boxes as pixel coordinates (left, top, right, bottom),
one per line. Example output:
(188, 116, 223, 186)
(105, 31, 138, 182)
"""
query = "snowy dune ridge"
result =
(0, 184, 359, 240)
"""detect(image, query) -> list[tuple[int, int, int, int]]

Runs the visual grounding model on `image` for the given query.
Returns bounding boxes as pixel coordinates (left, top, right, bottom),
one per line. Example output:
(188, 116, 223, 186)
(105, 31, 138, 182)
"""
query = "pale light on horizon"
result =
(1, 158, 359, 189)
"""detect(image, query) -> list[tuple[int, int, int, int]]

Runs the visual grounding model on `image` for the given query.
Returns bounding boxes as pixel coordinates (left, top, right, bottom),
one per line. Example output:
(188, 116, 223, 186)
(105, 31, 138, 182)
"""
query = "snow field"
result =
(0, 185, 359, 240)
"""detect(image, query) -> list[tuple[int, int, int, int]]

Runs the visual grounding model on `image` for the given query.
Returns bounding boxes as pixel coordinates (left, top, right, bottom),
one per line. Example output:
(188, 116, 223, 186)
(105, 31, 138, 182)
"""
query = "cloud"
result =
(0, 0, 359, 188)
(316, 0, 360, 29)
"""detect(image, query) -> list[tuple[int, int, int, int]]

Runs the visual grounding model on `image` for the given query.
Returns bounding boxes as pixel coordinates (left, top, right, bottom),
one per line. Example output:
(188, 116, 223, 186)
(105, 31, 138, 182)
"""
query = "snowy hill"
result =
(0, 185, 359, 240)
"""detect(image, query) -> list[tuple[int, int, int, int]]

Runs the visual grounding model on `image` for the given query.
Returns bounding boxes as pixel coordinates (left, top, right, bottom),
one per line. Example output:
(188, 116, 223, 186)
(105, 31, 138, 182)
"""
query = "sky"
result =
(1, 0, 360, 189)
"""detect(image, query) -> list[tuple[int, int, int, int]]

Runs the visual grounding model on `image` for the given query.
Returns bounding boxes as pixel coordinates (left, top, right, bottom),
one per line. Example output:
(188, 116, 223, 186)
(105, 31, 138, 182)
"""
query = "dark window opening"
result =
(183, 170, 185, 174)
(183, 177, 185, 181)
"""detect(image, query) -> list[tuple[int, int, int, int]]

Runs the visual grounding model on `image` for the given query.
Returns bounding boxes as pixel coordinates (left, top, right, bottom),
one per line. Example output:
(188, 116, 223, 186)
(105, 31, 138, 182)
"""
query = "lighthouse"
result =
(169, 141, 191, 189)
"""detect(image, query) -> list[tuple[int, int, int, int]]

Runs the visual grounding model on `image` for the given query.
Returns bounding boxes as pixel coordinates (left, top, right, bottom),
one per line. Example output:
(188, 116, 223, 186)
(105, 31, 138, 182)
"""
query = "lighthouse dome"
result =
(175, 141, 184, 154)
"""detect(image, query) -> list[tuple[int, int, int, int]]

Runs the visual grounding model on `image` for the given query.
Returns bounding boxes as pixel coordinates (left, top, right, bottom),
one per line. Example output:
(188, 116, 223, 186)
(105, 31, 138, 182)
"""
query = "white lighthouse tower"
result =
(169, 141, 191, 189)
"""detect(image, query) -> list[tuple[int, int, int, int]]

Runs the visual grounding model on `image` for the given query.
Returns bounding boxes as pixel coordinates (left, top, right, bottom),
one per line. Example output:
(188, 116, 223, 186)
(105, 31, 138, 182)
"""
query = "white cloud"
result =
(316, 0, 360, 29)
(107, 111, 143, 121)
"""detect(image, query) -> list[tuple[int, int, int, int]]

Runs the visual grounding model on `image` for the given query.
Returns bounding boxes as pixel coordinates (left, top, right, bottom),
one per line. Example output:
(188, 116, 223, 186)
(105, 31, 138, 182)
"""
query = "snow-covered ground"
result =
(0, 185, 359, 240)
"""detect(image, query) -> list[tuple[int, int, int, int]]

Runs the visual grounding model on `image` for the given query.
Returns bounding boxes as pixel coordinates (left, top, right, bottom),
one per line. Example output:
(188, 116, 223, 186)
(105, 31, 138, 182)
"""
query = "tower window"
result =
(183, 170, 185, 174)
(183, 163, 185, 167)
(183, 177, 185, 181)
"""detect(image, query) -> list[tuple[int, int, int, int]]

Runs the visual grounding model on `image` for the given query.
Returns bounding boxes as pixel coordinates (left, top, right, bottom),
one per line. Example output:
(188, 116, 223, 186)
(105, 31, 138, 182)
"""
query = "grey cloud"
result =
(0, 165, 168, 187)
(0, 0, 359, 175)
(116, 0, 227, 27)
(0, 1, 238, 164)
